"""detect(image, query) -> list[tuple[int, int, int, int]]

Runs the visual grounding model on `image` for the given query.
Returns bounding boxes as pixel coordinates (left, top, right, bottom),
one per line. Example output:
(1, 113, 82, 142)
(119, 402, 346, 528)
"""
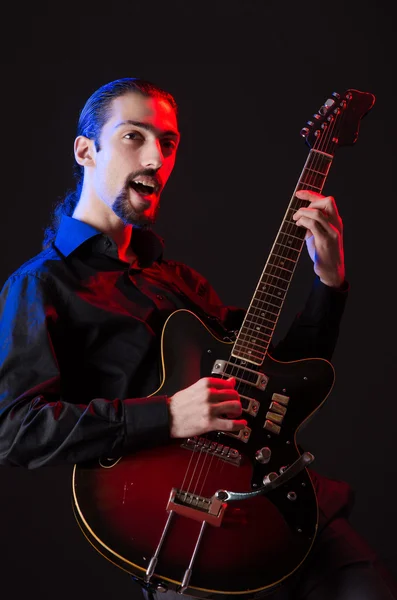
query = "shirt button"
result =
(156, 294, 164, 300)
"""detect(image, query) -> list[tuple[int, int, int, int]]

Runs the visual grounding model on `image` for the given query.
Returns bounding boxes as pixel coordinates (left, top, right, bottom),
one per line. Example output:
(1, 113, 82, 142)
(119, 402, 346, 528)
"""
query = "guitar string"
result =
(179, 95, 345, 505)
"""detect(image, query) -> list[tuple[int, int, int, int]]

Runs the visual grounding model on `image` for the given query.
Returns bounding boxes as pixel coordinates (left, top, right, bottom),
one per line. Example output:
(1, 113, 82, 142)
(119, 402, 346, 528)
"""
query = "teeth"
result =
(132, 178, 155, 189)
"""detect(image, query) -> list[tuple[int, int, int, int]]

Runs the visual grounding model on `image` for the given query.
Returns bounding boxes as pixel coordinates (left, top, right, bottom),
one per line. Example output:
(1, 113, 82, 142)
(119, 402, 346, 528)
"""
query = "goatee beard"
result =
(112, 187, 159, 229)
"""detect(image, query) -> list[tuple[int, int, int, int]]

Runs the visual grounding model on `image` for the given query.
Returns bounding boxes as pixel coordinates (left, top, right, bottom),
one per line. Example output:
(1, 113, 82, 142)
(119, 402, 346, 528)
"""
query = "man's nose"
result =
(141, 139, 163, 170)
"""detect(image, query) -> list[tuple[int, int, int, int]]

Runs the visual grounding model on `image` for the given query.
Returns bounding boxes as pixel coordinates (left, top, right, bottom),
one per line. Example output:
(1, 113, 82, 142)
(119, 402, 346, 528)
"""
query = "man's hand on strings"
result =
(168, 376, 246, 439)
(293, 189, 345, 288)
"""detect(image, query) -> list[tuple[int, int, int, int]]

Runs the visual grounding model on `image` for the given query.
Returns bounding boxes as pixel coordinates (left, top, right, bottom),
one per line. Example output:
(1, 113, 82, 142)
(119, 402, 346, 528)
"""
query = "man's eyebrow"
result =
(114, 120, 180, 138)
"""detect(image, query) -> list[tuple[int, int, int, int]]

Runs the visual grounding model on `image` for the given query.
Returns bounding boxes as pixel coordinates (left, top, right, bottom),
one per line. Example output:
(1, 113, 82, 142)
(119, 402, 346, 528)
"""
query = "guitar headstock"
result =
(300, 89, 375, 155)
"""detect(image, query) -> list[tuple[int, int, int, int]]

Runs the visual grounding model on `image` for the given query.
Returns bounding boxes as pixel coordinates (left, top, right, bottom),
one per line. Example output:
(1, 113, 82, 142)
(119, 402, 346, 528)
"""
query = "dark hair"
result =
(42, 77, 178, 248)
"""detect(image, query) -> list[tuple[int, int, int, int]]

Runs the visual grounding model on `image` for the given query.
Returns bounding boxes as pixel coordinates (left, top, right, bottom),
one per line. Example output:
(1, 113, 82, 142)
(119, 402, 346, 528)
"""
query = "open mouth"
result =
(129, 179, 158, 196)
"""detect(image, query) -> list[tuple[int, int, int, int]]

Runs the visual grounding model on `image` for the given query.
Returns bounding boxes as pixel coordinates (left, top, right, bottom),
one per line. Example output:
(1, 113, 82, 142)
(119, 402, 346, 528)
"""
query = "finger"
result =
(209, 389, 240, 403)
(293, 215, 332, 237)
(202, 376, 236, 390)
(295, 189, 324, 202)
(215, 418, 247, 432)
(293, 209, 331, 232)
(213, 400, 242, 417)
(295, 194, 341, 230)
(305, 197, 340, 219)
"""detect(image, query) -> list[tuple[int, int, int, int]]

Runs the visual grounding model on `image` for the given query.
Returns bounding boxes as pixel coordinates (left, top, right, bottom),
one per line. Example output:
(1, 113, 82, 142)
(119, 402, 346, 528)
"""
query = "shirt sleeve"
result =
(0, 273, 171, 469)
(270, 277, 349, 361)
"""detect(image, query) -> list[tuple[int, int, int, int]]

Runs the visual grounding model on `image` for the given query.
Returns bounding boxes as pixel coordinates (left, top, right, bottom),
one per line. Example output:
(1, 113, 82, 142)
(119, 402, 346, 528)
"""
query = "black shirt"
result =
(0, 215, 348, 469)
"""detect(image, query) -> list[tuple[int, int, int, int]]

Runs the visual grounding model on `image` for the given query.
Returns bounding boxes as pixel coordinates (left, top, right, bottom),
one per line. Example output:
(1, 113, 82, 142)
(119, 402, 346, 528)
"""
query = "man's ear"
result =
(74, 136, 96, 167)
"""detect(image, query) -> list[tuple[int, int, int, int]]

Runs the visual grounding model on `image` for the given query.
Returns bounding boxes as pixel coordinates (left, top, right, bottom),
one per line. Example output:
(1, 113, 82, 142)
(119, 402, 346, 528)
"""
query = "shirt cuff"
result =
(299, 276, 349, 325)
(123, 395, 171, 452)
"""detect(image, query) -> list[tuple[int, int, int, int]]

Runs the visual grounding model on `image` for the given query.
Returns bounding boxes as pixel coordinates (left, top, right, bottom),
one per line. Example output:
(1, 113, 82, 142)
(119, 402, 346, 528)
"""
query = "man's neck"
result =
(72, 197, 137, 264)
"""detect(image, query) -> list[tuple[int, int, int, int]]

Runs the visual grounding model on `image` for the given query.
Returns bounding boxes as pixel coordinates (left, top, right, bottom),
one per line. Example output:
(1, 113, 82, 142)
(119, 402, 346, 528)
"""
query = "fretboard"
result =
(232, 149, 333, 365)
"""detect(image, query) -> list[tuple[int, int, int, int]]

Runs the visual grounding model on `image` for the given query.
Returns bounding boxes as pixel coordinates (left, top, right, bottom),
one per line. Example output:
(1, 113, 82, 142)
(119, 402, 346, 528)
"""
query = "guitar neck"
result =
(232, 149, 333, 366)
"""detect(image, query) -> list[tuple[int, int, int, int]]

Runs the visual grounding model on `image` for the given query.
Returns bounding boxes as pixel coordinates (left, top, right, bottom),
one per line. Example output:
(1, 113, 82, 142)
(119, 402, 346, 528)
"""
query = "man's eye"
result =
(124, 132, 142, 140)
(162, 139, 177, 150)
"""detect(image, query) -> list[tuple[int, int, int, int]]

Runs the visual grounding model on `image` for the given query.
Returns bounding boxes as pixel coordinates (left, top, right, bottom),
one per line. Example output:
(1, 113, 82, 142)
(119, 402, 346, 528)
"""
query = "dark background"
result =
(0, 2, 395, 599)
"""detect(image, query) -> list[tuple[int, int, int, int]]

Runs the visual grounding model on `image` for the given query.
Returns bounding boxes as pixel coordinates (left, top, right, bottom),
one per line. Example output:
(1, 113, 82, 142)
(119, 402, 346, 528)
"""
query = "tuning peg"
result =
(332, 92, 341, 99)
(300, 127, 310, 137)
(313, 114, 321, 120)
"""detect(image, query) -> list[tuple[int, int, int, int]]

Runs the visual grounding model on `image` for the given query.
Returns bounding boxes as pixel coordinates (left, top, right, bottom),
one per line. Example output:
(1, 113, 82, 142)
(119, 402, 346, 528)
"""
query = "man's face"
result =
(91, 92, 180, 227)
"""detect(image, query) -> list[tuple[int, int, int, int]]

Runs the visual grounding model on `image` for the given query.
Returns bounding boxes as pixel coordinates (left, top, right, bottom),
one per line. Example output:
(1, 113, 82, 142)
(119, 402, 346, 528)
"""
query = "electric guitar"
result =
(72, 89, 375, 599)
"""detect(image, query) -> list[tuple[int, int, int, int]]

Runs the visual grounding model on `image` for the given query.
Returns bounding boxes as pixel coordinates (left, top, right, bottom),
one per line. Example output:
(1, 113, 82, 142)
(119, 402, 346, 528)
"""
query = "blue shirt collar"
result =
(54, 214, 164, 266)
(55, 215, 101, 257)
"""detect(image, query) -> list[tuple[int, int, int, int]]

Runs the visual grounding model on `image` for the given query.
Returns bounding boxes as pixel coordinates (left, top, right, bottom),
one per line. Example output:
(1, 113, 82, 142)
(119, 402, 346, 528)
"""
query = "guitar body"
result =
(73, 310, 335, 599)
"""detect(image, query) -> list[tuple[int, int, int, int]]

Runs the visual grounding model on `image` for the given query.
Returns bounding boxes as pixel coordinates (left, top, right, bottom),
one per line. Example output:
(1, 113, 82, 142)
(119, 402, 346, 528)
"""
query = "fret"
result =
(240, 330, 272, 345)
(238, 334, 269, 350)
(253, 292, 284, 307)
(256, 280, 286, 293)
(269, 254, 296, 270)
(306, 150, 333, 170)
(267, 261, 294, 275)
(234, 339, 268, 354)
(245, 316, 275, 329)
(245, 309, 280, 325)
(252, 297, 282, 310)
(279, 224, 306, 241)
(277, 235, 304, 251)
(247, 310, 276, 325)
(259, 274, 289, 291)
(256, 278, 288, 293)
(245, 308, 280, 325)
(248, 304, 279, 318)
(300, 169, 325, 188)
(247, 323, 272, 337)
(233, 345, 265, 362)
(290, 196, 311, 211)
(272, 251, 297, 264)
(296, 181, 322, 191)
(262, 270, 290, 284)
(273, 243, 300, 260)
(238, 333, 270, 350)
(304, 166, 328, 176)
(253, 292, 283, 306)
(246, 312, 277, 324)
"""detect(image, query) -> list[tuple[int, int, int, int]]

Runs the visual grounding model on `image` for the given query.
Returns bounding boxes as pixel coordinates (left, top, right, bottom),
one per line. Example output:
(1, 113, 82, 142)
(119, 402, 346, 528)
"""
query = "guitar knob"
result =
(263, 472, 278, 486)
(255, 447, 271, 464)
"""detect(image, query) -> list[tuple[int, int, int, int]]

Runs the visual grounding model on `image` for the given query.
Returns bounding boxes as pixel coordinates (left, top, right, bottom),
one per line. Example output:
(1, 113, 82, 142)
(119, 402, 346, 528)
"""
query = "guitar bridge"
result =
(181, 436, 242, 466)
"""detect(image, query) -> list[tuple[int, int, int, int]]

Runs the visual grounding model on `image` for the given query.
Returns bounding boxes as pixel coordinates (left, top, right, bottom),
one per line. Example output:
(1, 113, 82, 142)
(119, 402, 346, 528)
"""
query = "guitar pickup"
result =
(212, 360, 268, 390)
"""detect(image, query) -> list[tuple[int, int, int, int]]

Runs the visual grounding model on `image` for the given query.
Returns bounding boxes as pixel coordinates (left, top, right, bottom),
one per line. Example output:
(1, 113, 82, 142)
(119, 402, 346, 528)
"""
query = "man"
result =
(0, 77, 395, 599)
